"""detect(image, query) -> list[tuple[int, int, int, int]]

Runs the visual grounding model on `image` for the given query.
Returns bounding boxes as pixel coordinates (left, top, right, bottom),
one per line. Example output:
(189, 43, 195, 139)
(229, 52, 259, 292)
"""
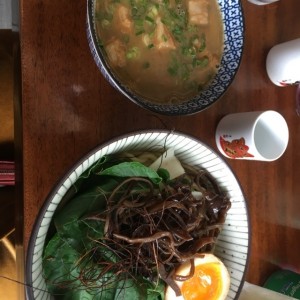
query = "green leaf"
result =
(54, 177, 122, 232)
(59, 288, 98, 300)
(112, 276, 165, 300)
(58, 218, 105, 252)
(54, 189, 104, 234)
(99, 162, 162, 184)
(73, 155, 123, 193)
(60, 272, 119, 300)
(157, 168, 170, 182)
(43, 233, 82, 294)
(144, 278, 165, 300)
(43, 223, 120, 299)
(43, 226, 165, 299)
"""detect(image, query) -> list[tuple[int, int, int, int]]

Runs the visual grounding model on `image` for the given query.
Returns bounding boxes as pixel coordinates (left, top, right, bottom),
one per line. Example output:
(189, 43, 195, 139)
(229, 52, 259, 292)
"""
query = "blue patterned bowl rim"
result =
(86, 0, 245, 116)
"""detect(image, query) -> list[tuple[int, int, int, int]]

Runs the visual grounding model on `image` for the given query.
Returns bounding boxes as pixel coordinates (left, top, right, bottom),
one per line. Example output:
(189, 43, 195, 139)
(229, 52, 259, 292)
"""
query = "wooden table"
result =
(17, 0, 300, 298)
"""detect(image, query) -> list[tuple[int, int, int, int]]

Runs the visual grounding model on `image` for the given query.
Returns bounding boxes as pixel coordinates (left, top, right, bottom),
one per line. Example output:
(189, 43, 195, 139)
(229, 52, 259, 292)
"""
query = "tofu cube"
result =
(105, 39, 126, 67)
(188, 0, 209, 26)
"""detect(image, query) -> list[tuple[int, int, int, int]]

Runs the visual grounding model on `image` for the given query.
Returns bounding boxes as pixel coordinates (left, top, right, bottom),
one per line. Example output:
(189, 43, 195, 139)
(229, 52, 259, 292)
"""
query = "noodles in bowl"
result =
(87, 0, 244, 115)
(26, 131, 250, 300)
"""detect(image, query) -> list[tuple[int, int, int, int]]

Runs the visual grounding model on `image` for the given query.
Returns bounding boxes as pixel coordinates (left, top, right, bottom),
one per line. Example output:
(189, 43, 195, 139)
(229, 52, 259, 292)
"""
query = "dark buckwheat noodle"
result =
(83, 164, 231, 297)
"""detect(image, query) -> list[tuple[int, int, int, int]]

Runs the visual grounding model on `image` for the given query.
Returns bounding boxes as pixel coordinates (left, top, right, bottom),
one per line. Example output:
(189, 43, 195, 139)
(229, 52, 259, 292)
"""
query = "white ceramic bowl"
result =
(26, 131, 250, 299)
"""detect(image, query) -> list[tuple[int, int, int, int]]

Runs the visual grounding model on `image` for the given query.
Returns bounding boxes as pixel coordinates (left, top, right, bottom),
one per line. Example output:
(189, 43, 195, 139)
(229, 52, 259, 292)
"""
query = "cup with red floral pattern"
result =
(215, 111, 289, 161)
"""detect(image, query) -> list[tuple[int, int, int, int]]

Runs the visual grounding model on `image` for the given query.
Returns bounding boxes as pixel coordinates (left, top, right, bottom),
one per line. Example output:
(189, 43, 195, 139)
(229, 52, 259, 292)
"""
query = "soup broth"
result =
(95, 0, 224, 104)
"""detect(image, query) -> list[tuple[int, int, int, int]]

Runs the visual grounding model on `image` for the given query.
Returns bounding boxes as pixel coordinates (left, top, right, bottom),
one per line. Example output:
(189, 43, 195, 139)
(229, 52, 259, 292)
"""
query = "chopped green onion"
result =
(149, 30, 155, 38)
(167, 57, 179, 76)
(95, 11, 113, 21)
(147, 43, 154, 49)
(193, 57, 209, 68)
(172, 25, 183, 37)
(122, 35, 130, 44)
(148, 5, 158, 18)
(181, 64, 190, 80)
(107, 4, 115, 14)
(97, 39, 104, 48)
(94, 12, 101, 21)
(136, 30, 145, 35)
(199, 33, 206, 52)
(169, 9, 180, 20)
(187, 24, 198, 33)
(168, 67, 178, 76)
(126, 47, 140, 59)
(134, 18, 145, 35)
(182, 46, 196, 57)
(131, 7, 138, 16)
(161, 18, 170, 26)
(145, 16, 155, 24)
(138, 6, 146, 14)
(134, 19, 144, 27)
(101, 19, 111, 28)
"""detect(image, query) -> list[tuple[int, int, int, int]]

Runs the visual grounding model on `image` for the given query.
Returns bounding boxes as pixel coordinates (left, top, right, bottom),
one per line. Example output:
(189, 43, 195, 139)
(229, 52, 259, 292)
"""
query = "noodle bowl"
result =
(26, 130, 250, 300)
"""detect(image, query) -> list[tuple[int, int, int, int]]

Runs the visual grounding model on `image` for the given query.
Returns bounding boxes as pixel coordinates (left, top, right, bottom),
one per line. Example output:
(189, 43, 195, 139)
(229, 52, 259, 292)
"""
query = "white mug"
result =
(266, 38, 300, 86)
(215, 111, 289, 161)
(247, 0, 279, 5)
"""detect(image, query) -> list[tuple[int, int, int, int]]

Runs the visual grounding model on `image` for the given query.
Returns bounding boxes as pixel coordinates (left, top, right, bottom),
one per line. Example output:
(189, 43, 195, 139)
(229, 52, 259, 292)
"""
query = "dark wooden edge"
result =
(13, 31, 25, 300)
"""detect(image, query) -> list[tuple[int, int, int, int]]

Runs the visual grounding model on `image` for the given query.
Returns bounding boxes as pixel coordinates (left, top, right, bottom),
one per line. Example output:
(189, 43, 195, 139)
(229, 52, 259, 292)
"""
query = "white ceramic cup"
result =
(266, 38, 300, 86)
(215, 111, 289, 161)
(247, 0, 279, 5)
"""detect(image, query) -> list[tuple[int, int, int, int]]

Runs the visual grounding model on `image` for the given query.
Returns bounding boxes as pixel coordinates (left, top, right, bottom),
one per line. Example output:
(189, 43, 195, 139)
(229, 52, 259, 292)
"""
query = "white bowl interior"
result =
(26, 131, 249, 300)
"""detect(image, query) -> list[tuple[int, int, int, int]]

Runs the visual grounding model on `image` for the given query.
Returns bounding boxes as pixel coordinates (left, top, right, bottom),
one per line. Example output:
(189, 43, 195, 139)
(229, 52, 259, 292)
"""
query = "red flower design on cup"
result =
(220, 136, 254, 159)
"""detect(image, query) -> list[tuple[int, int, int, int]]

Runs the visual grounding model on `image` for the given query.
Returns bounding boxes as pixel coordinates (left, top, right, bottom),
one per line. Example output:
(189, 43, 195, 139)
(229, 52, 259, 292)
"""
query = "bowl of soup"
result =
(87, 0, 244, 115)
(26, 130, 250, 299)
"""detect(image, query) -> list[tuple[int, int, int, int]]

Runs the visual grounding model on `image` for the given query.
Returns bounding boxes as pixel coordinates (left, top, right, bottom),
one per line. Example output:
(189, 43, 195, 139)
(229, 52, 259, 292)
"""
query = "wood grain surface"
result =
(18, 0, 300, 293)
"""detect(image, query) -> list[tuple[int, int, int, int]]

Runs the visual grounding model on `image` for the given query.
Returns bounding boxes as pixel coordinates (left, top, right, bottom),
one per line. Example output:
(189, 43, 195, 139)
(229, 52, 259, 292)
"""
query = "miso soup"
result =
(95, 0, 224, 104)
